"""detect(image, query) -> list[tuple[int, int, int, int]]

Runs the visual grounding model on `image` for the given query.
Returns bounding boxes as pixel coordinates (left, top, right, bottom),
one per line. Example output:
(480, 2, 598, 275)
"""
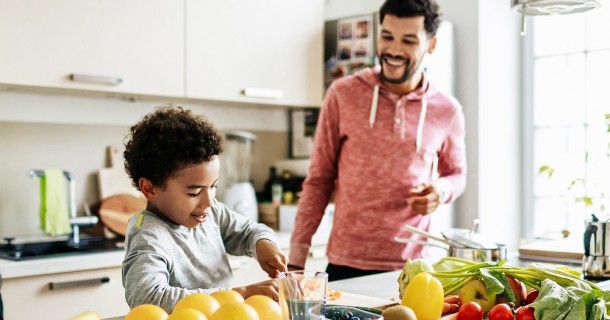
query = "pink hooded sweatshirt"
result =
(289, 66, 467, 271)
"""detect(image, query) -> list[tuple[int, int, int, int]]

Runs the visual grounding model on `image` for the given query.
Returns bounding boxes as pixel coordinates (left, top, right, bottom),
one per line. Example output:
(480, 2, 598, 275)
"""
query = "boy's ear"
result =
(139, 177, 157, 201)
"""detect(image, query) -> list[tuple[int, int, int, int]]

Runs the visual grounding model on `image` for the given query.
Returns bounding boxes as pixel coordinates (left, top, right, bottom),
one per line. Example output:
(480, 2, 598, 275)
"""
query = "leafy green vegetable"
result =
(529, 279, 605, 320)
(428, 257, 600, 295)
(403, 257, 609, 319)
(530, 279, 576, 319)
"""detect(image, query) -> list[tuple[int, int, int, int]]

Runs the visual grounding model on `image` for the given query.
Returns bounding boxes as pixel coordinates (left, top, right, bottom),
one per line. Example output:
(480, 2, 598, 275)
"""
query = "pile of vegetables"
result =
(397, 257, 610, 320)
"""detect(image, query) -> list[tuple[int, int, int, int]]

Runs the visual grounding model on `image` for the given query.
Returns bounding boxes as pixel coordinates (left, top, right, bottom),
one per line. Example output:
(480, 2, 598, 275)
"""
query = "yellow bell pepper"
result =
(401, 272, 444, 320)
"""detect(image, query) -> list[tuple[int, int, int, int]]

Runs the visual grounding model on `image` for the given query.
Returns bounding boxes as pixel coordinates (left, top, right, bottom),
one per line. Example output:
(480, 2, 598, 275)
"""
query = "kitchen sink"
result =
(0, 237, 124, 261)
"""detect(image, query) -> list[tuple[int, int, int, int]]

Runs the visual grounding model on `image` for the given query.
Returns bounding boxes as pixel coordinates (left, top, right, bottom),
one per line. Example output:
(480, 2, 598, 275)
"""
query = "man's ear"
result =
(139, 177, 157, 201)
(427, 35, 437, 54)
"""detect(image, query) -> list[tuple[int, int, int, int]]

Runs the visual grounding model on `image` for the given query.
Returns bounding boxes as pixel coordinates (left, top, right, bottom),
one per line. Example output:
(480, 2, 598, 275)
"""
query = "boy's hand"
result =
(232, 279, 279, 301)
(255, 239, 288, 278)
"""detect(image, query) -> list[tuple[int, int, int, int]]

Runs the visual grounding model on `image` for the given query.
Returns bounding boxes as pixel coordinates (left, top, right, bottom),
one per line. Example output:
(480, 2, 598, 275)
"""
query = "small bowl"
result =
(308, 305, 384, 320)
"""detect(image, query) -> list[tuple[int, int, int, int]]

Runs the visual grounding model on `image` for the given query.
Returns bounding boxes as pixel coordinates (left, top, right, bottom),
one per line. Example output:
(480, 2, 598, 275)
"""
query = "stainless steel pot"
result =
(449, 244, 508, 262)
(394, 236, 508, 262)
(395, 223, 508, 262)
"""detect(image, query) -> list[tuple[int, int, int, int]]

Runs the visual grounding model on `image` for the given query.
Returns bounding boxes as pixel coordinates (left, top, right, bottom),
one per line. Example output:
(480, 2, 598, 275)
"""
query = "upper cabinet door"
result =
(0, 0, 184, 97)
(186, 0, 324, 107)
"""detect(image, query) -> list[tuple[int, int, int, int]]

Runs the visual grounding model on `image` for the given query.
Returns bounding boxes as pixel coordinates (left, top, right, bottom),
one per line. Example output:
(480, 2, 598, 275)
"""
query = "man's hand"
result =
(255, 239, 288, 278)
(407, 183, 441, 215)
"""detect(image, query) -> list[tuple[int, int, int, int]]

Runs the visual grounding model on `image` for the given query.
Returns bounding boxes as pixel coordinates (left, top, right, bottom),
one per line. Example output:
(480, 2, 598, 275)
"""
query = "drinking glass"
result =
(278, 270, 328, 320)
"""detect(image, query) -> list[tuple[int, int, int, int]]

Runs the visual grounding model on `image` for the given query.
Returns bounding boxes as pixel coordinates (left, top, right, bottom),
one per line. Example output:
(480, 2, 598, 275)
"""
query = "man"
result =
(289, 0, 467, 281)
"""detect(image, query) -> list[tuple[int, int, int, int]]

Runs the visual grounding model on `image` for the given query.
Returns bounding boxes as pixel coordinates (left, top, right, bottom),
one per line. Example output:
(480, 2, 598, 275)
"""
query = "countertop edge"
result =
(0, 250, 126, 279)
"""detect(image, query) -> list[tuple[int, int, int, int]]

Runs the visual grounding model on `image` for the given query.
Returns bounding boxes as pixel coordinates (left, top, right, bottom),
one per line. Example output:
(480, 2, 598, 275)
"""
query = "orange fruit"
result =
(211, 289, 244, 305)
(125, 304, 169, 320)
(244, 295, 281, 320)
(173, 293, 220, 318)
(209, 301, 259, 320)
(168, 308, 208, 320)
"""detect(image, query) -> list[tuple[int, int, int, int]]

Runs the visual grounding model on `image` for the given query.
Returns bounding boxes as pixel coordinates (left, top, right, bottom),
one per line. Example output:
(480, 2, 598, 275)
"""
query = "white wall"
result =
(326, 0, 523, 252)
(477, 2, 521, 252)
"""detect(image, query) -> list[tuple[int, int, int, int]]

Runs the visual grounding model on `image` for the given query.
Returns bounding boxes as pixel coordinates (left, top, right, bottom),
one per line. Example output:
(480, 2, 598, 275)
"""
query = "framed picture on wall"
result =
(290, 108, 320, 158)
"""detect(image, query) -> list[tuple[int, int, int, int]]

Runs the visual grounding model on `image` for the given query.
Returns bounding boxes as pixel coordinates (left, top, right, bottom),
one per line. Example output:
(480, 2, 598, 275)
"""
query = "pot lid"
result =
(441, 228, 499, 250)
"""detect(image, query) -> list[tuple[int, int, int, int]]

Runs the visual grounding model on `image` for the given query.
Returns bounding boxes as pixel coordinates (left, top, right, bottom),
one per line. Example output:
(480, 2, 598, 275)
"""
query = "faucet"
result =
(29, 169, 98, 244)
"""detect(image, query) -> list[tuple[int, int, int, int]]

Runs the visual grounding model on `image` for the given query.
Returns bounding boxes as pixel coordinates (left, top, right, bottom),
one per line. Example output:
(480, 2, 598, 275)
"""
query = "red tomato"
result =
(488, 303, 514, 320)
(516, 306, 535, 320)
(457, 301, 484, 320)
(525, 289, 539, 305)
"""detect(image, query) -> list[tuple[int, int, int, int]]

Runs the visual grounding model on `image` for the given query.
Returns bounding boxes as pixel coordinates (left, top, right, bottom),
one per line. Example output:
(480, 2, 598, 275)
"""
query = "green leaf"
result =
(493, 271, 516, 302)
(539, 165, 555, 178)
(568, 178, 584, 190)
(575, 197, 594, 206)
(531, 279, 575, 320)
(479, 268, 505, 296)
(588, 299, 606, 320)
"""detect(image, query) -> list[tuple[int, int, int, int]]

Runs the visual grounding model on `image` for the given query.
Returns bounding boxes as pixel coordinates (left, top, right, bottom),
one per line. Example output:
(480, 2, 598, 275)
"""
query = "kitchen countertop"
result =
(0, 230, 329, 279)
(101, 256, 610, 320)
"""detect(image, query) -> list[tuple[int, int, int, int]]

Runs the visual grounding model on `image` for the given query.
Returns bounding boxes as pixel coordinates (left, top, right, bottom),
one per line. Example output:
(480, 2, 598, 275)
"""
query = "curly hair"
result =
(379, 0, 442, 37)
(123, 106, 224, 189)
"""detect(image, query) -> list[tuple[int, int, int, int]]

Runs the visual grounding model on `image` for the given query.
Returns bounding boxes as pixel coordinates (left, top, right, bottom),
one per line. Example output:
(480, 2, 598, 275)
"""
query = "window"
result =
(525, 5, 610, 239)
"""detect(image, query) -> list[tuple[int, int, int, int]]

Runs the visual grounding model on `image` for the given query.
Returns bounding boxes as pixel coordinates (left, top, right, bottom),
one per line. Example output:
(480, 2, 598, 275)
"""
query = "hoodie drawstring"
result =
(416, 97, 427, 152)
(369, 85, 379, 128)
(368, 86, 428, 152)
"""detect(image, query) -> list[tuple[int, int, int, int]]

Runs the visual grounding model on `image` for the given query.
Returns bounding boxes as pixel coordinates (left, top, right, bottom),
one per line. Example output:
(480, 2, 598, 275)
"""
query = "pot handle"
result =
(403, 224, 454, 246)
(394, 236, 449, 250)
(584, 223, 597, 257)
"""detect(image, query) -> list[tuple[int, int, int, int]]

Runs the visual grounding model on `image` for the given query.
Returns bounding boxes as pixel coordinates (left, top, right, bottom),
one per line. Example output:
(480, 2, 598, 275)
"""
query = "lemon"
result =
(210, 301, 259, 320)
(125, 304, 169, 320)
(173, 293, 220, 318)
(168, 308, 208, 320)
(211, 289, 244, 305)
(244, 295, 281, 320)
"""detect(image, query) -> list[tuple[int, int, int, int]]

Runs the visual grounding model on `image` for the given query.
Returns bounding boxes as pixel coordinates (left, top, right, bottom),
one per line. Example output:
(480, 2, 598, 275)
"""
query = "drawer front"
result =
(3, 267, 129, 319)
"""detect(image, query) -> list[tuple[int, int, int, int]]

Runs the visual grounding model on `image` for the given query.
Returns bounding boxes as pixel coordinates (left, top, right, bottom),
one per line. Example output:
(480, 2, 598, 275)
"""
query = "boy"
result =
(122, 106, 287, 312)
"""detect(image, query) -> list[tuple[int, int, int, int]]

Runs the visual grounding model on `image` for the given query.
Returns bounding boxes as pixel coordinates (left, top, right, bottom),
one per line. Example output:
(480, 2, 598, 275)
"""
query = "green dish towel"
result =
(39, 169, 71, 236)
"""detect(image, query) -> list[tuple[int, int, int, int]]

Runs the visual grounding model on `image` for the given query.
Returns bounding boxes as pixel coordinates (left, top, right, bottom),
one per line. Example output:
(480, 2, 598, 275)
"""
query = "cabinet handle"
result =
(68, 73, 123, 86)
(241, 87, 283, 99)
(48, 276, 110, 290)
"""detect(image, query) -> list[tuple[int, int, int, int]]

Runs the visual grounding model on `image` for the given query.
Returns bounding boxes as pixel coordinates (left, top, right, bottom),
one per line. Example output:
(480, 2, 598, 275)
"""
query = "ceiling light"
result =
(511, 0, 601, 35)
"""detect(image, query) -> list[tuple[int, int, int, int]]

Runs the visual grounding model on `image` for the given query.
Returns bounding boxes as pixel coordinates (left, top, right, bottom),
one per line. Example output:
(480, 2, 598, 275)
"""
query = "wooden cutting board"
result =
(518, 238, 583, 261)
(98, 193, 146, 236)
(331, 292, 460, 318)
(330, 291, 396, 309)
(97, 145, 141, 200)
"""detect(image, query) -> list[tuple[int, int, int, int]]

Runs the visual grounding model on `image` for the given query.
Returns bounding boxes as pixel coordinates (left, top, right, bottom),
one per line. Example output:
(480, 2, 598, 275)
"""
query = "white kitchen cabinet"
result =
(2, 266, 128, 320)
(186, 0, 324, 107)
(0, 0, 184, 97)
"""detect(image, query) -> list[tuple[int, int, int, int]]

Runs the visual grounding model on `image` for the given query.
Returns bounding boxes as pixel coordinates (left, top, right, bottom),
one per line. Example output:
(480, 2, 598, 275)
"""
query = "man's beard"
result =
(379, 53, 419, 84)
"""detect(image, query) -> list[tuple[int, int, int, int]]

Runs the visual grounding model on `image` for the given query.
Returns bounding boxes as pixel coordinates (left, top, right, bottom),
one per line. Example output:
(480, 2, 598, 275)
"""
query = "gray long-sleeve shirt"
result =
(122, 199, 278, 312)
